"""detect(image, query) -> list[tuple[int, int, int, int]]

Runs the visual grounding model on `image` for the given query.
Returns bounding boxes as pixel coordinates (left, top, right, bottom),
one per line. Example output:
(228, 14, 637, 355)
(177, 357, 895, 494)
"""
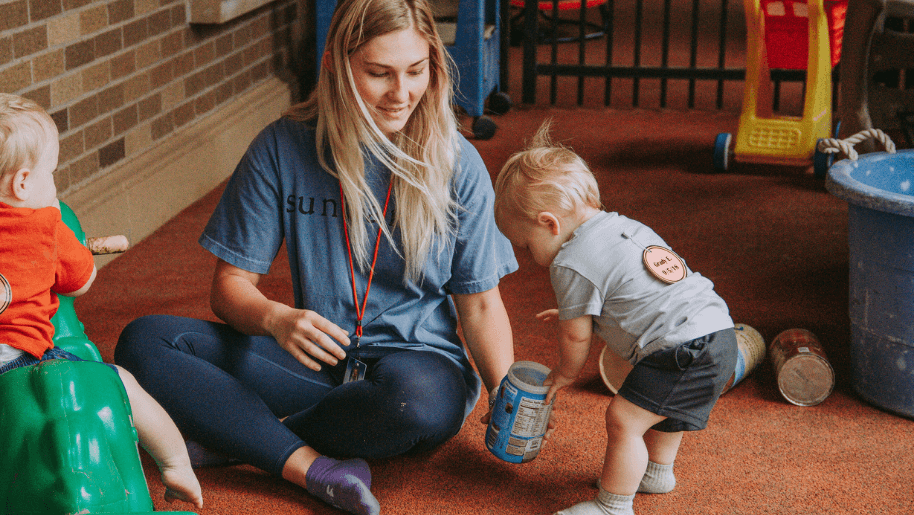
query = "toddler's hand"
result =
(543, 409, 558, 443)
(543, 370, 575, 405)
(536, 309, 559, 323)
(541, 373, 565, 445)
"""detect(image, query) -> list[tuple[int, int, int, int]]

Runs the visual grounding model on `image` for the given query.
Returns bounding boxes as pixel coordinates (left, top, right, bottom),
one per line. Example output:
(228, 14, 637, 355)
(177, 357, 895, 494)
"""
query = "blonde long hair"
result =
(285, 0, 459, 282)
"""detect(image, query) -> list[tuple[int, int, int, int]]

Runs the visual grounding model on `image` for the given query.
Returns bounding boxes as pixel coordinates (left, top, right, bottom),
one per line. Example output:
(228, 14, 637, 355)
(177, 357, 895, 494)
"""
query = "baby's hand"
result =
(536, 309, 559, 323)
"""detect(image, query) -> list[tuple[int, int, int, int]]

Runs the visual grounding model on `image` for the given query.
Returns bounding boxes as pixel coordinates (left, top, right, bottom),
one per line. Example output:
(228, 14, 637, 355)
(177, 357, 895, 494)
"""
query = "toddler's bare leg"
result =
(116, 366, 203, 509)
(638, 429, 682, 493)
(599, 396, 666, 495)
(556, 396, 665, 515)
(643, 429, 682, 464)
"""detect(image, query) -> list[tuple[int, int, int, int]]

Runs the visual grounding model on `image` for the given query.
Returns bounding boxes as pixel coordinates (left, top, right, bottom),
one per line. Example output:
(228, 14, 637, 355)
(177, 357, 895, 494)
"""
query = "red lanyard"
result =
(339, 180, 393, 347)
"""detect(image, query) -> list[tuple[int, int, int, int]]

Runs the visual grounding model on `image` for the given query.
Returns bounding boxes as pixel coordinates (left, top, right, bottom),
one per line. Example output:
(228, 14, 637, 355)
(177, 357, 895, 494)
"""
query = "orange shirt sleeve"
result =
(53, 219, 95, 295)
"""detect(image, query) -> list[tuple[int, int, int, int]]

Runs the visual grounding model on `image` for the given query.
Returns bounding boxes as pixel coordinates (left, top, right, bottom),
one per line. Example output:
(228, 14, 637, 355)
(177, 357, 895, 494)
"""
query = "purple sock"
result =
(305, 456, 379, 515)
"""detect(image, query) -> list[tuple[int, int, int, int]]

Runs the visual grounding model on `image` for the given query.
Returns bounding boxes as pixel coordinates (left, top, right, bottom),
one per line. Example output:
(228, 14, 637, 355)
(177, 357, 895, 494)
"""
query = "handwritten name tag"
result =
(642, 245, 687, 284)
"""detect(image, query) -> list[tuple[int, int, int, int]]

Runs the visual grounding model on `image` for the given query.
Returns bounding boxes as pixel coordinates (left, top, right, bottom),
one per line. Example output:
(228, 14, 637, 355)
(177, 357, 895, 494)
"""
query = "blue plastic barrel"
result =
(826, 150, 914, 418)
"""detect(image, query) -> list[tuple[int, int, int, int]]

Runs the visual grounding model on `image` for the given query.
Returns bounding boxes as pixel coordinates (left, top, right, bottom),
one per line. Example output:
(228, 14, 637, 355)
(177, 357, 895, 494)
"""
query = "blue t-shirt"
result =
(200, 117, 517, 417)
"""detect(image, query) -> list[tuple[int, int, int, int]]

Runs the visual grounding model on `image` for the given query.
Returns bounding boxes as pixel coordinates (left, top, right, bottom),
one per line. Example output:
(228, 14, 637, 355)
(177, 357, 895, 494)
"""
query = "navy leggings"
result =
(114, 315, 469, 476)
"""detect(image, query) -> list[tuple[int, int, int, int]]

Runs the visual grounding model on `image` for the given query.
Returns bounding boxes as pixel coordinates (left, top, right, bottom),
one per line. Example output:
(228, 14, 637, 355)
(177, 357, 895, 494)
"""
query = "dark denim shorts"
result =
(617, 327, 738, 432)
(0, 347, 117, 375)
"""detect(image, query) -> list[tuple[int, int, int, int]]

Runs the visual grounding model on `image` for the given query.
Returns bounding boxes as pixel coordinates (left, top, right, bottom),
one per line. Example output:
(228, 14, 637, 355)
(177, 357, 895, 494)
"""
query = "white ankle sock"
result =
(638, 460, 676, 494)
(554, 488, 635, 515)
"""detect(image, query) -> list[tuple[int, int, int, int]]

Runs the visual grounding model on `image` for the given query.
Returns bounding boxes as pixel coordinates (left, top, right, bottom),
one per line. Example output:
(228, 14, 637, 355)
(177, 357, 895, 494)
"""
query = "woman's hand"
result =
(267, 305, 350, 371)
(479, 406, 493, 426)
(210, 259, 349, 371)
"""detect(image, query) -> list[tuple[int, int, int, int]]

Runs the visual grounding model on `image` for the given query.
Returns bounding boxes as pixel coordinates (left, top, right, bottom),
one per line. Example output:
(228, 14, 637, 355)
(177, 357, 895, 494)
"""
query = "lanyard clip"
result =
(354, 320, 362, 348)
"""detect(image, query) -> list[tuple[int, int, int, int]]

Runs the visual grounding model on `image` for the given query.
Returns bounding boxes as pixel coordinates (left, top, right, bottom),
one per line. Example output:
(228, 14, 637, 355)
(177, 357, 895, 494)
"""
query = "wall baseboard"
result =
(63, 76, 293, 268)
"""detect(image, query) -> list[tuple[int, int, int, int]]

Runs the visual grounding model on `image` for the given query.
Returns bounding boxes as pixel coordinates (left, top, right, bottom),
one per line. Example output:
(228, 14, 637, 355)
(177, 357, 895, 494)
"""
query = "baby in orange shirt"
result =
(0, 93, 203, 510)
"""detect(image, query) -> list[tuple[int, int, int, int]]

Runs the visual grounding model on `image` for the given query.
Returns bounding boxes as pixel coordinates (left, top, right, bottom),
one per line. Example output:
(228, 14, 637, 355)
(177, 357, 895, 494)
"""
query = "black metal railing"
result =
(515, 0, 807, 110)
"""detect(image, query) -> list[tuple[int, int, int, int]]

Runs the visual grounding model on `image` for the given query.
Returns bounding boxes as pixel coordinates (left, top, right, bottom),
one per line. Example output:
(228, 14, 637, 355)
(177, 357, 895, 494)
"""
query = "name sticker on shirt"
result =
(642, 246, 687, 284)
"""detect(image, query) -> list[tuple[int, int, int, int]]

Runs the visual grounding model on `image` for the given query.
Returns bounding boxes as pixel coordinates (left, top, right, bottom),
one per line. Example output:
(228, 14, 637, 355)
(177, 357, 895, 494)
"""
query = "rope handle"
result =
(816, 129, 896, 162)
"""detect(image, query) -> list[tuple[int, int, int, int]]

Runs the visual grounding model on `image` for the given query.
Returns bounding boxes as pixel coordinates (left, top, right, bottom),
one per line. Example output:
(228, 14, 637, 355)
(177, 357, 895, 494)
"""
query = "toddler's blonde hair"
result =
(0, 93, 57, 179)
(494, 120, 601, 230)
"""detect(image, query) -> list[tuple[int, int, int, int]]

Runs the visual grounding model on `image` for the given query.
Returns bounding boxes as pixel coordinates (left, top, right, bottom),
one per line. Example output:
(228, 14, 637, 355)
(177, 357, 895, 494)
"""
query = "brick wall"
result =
(0, 0, 303, 197)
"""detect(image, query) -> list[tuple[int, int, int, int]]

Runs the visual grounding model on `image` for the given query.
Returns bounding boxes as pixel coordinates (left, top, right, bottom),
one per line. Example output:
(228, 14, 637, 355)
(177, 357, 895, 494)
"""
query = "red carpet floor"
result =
(73, 105, 914, 514)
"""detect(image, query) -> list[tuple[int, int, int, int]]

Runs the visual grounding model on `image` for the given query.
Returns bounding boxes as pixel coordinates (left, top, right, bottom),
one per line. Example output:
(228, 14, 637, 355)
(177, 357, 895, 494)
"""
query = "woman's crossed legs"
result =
(115, 315, 469, 514)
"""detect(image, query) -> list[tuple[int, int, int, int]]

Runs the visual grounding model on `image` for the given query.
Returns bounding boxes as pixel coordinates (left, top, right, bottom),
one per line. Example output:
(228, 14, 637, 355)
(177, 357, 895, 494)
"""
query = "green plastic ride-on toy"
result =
(0, 202, 197, 515)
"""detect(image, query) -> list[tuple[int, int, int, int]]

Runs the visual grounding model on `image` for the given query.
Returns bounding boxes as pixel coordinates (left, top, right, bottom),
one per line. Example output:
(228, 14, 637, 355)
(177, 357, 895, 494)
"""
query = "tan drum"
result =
(598, 346, 633, 394)
(723, 323, 767, 393)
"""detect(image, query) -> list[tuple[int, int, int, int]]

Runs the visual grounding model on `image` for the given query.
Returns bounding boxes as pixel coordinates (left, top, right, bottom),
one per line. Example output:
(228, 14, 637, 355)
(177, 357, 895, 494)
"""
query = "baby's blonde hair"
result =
(0, 93, 57, 179)
(494, 121, 601, 230)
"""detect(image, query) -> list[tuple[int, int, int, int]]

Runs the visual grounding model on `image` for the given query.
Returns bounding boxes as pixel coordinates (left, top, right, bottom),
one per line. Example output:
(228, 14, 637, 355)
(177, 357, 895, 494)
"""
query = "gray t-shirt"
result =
(199, 117, 518, 417)
(550, 211, 732, 364)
